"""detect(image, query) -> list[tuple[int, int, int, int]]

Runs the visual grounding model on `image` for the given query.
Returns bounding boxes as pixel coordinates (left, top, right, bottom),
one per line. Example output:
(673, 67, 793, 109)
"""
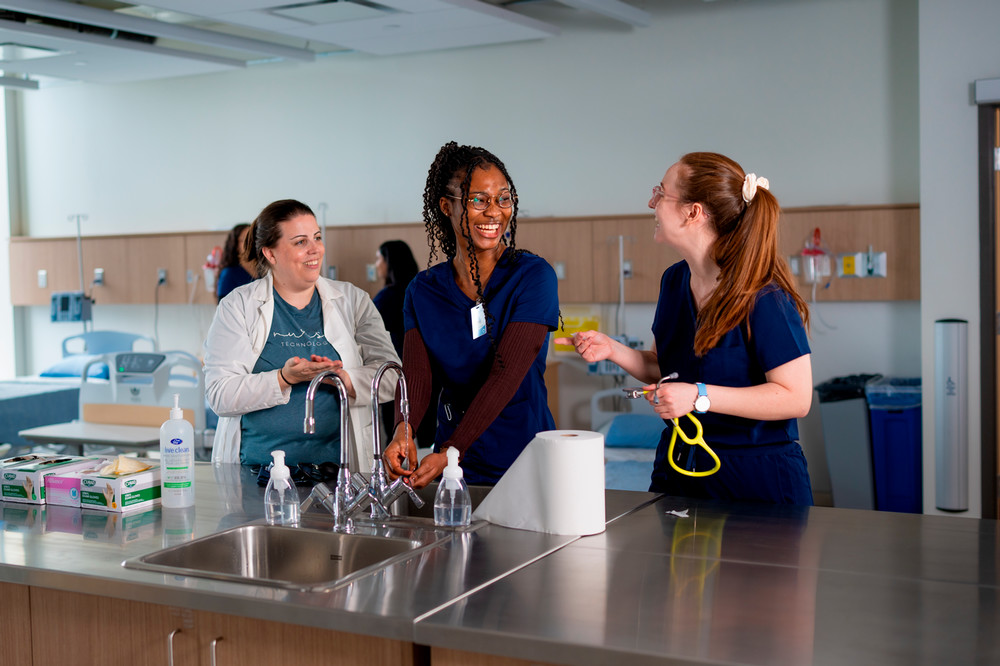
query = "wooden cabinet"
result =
(0, 582, 32, 664)
(29, 587, 419, 666)
(198, 609, 419, 666)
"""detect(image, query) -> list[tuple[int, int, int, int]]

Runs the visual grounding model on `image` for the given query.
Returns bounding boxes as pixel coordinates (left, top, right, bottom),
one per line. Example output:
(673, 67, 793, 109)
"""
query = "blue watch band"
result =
(694, 382, 710, 414)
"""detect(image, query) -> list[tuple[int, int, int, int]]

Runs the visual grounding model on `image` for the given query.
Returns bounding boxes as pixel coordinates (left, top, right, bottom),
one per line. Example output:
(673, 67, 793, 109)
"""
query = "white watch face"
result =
(694, 395, 710, 412)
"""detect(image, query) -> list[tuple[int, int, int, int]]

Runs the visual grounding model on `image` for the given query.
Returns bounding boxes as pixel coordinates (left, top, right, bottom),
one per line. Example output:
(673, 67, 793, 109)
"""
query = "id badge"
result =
(471, 302, 487, 339)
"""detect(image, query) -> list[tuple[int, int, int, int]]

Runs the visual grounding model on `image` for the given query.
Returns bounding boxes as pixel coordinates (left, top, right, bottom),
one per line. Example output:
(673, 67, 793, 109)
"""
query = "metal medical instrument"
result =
(622, 373, 720, 477)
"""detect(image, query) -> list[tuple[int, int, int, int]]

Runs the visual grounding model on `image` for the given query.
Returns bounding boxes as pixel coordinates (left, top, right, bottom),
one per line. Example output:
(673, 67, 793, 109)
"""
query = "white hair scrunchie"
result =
(742, 173, 770, 203)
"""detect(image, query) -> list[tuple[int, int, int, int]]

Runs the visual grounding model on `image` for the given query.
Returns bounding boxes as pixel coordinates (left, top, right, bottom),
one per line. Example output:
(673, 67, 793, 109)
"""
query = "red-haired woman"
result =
(559, 152, 813, 505)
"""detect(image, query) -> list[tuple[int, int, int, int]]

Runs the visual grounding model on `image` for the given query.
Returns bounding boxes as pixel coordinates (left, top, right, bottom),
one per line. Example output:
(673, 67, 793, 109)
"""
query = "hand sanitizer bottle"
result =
(265, 450, 299, 526)
(160, 393, 195, 508)
(434, 447, 471, 527)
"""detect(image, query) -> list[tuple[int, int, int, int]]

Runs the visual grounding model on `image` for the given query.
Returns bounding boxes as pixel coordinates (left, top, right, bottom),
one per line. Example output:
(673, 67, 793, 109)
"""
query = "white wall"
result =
(7, 0, 922, 501)
(918, 0, 1000, 518)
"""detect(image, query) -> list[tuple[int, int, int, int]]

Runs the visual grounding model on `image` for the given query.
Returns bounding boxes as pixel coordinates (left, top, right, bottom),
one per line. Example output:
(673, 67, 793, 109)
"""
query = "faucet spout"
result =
(302, 370, 356, 531)
(367, 362, 418, 519)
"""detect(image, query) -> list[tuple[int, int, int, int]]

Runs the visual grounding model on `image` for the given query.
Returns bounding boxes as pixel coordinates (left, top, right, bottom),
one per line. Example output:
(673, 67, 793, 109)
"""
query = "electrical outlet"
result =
(327, 266, 337, 280)
(37, 269, 47, 288)
(553, 261, 566, 280)
(622, 260, 634, 279)
(93, 268, 104, 286)
(157, 268, 167, 285)
(366, 263, 376, 282)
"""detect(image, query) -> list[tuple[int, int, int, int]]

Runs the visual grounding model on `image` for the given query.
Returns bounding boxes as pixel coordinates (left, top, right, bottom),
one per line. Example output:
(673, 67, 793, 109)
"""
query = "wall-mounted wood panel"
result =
(8, 205, 919, 307)
(184, 231, 230, 306)
(9, 238, 79, 305)
(328, 224, 432, 299)
(517, 217, 594, 303)
(591, 216, 682, 304)
(779, 204, 920, 301)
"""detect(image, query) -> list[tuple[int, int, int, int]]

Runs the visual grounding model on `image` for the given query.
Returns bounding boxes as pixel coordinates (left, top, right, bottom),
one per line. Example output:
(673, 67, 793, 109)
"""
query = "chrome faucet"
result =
(302, 370, 369, 532)
(367, 362, 424, 519)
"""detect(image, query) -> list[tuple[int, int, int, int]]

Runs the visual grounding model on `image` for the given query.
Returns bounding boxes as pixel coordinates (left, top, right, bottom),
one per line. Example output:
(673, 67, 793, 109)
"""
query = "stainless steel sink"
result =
(124, 523, 427, 591)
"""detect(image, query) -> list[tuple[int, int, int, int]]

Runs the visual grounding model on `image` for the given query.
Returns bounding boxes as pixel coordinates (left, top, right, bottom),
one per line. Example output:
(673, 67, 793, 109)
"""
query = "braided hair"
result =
(421, 142, 527, 355)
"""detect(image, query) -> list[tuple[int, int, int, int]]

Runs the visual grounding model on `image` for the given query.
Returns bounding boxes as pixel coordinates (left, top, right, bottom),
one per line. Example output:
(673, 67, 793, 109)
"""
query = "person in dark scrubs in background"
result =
(372, 240, 434, 444)
(382, 141, 560, 487)
(216, 223, 255, 302)
(559, 152, 814, 505)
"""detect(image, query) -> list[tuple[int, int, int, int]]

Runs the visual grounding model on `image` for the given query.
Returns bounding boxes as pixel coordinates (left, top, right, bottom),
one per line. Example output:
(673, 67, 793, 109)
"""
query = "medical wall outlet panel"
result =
(837, 250, 888, 278)
(50, 291, 92, 322)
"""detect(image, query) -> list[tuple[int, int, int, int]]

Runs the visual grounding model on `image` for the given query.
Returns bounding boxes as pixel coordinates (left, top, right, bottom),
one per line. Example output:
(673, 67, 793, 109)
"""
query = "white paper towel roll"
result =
(472, 430, 606, 535)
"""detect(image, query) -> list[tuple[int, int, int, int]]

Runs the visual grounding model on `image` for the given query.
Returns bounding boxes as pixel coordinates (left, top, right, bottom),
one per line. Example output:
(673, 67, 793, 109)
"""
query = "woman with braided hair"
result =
(382, 141, 559, 487)
(558, 152, 814, 504)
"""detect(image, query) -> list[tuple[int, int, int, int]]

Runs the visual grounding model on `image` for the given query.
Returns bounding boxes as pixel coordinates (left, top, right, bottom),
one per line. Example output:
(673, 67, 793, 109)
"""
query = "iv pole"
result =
(68, 213, 88, 333)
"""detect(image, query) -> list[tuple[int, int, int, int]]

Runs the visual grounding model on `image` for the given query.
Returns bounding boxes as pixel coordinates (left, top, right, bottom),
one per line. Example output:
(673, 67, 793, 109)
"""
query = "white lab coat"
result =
(204, 272, 399, 473)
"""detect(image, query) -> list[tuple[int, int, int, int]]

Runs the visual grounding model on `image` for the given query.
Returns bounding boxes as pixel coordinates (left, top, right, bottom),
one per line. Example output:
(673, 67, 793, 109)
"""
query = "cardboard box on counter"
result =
(79, 464, 161, 512)
(0, 456, 100, 504)
(45, 472, 86, 508)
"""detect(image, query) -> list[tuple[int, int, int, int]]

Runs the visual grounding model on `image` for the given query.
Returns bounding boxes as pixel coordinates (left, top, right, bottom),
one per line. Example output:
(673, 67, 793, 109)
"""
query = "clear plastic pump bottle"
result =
(265, 450, 300, 526)
(159, 393, 195, 508)
(434, 447, 471, 527)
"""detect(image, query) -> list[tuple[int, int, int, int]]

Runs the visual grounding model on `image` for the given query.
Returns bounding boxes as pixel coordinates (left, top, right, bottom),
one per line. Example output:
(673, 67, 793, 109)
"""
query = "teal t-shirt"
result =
(240, 288, 342, 466)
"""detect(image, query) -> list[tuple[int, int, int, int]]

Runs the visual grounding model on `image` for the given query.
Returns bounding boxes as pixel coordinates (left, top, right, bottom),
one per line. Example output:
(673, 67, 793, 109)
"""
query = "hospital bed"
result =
(0, 378, 81, 454)
(19, 351, 207, 458)
(591, 388, 664, 492)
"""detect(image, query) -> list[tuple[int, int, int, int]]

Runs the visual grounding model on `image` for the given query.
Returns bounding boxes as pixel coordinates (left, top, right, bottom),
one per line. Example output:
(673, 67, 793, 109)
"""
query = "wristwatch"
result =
(693, 382, 710, 414)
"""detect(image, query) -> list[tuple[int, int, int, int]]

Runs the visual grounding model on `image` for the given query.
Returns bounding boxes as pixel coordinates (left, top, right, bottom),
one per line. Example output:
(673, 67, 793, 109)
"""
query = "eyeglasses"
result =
(446, 191, 516, 211)
(651, 184, 683, 205)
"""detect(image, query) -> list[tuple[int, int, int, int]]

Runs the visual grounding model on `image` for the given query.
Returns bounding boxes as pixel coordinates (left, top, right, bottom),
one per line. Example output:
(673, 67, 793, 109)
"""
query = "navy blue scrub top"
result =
(403, 250, 559, 484)
(651, 261, 811, 448)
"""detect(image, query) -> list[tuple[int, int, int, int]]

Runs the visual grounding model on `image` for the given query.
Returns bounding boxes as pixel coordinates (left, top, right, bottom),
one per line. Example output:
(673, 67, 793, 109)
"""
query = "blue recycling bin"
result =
(866, 377, 922, 513)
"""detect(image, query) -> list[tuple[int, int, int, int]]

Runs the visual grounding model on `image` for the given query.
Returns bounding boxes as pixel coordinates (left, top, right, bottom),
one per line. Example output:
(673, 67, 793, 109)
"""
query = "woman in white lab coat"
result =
(204, 199, 398, 472)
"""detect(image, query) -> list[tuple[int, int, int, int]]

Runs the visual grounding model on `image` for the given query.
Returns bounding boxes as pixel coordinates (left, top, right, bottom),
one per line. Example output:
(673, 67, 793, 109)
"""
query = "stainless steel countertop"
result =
(415, 496, 1000, 665)
(4, 463, 996, 665)
(0, 463, 655, 642)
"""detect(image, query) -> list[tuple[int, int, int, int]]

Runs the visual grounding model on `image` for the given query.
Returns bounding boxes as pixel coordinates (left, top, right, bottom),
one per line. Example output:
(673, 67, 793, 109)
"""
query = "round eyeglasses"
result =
(651, 184, 683, 205)
(446, 191, 515, 211)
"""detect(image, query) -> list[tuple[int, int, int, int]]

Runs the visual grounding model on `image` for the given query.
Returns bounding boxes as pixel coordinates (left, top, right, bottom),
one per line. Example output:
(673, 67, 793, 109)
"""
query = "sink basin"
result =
(124, 523, 427, 591)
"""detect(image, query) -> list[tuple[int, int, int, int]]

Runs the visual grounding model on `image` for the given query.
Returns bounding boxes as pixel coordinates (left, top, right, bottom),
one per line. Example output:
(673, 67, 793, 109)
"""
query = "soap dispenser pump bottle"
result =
(434, 446, 471, 527)
(265, 450, 300, 526)
(159, 393, 195, 508)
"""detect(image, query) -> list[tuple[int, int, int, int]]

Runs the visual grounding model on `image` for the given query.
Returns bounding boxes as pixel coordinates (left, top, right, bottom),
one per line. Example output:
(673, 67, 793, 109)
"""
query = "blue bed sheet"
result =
(0, 380, 80, 451)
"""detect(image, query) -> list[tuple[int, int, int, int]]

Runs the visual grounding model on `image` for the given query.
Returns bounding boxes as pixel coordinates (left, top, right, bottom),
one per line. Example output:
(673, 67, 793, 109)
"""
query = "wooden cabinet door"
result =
(30, 587, 198, 666)
(1, 582, 32, 664)
(196, 609, 418, 666)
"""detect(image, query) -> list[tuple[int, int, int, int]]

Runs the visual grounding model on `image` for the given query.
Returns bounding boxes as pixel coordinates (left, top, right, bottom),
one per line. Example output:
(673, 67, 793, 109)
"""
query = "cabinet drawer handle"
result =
(210, 636, 224, 666)
(167, 628, 181, 666)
